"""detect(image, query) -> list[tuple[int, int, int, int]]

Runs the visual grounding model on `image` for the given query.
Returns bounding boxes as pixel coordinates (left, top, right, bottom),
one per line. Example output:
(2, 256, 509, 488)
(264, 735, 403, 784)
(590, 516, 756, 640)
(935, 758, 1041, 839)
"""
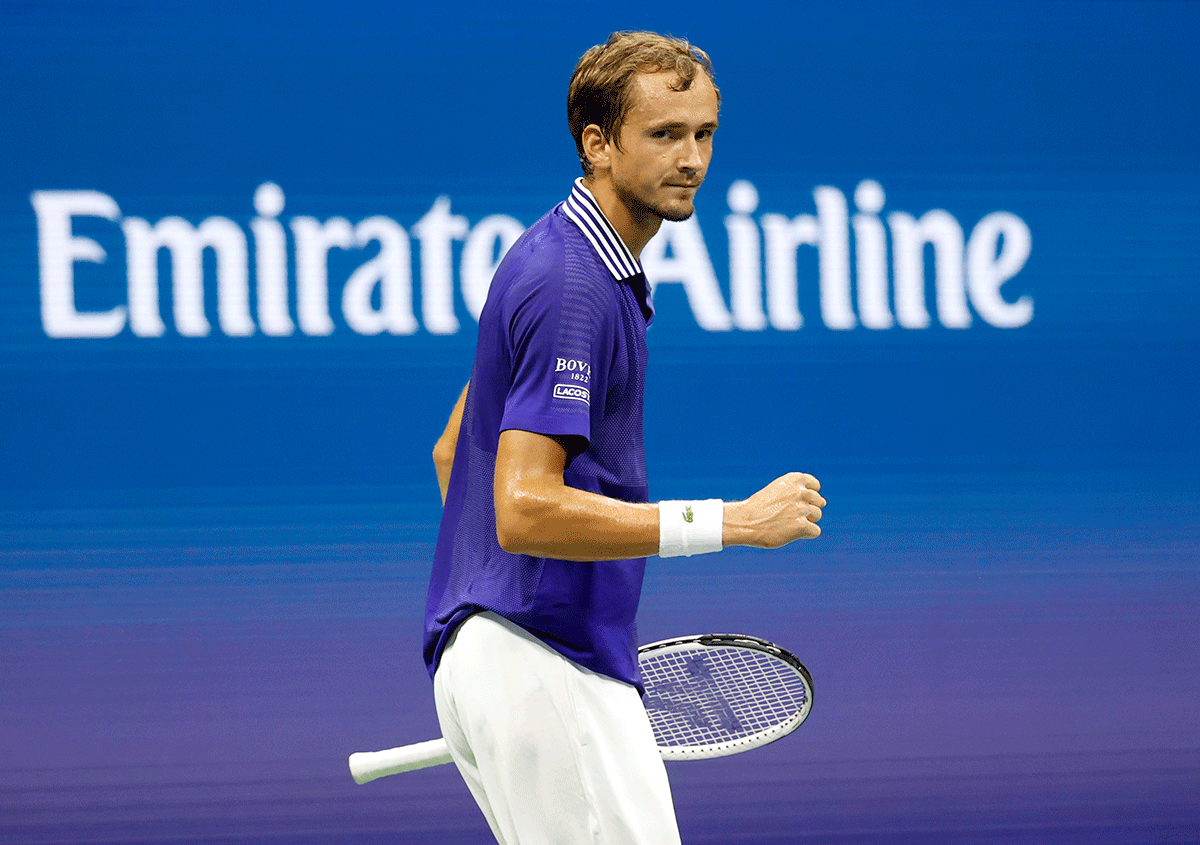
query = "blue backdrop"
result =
(2, 2, 1197, 843)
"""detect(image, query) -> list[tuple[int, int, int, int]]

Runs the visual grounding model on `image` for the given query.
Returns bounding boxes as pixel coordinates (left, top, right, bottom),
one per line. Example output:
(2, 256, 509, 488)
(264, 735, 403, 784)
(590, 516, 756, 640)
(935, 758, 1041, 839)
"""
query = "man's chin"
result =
(657, 202, 696, 223)
(615, 183, 697, 224)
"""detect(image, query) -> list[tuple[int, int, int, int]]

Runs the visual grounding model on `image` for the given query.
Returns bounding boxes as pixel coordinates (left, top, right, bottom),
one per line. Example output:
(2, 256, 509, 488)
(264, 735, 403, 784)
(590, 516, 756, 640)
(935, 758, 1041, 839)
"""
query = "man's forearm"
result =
(496, 473, 662, 561)
(493, 428, 659, 560)
(494, 430, 824, 561)
(434, 383, 469, 505)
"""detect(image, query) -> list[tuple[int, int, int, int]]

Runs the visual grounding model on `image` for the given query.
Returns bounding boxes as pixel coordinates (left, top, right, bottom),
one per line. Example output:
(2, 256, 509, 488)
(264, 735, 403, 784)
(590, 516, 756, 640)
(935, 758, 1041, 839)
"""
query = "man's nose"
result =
(678, 136, 703, 171)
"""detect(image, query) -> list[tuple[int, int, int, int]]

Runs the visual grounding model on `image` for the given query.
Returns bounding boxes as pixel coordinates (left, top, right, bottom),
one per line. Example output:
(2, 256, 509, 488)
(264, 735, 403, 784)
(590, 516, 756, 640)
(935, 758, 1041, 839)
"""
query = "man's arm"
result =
(433, 383, 469, 505)
(494, 429, 825, 561)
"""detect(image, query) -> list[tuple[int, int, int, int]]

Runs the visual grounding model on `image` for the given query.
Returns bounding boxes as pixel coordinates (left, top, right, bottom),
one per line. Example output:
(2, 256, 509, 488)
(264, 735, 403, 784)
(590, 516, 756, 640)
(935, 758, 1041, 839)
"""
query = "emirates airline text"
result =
(30, 180, 1031, 339)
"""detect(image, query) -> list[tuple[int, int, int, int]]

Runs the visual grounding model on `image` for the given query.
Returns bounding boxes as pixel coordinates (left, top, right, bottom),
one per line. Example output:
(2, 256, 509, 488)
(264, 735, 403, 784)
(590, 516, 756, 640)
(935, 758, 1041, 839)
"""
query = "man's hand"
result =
(723, 473, 825, 549)
(493, 428, 822, 559)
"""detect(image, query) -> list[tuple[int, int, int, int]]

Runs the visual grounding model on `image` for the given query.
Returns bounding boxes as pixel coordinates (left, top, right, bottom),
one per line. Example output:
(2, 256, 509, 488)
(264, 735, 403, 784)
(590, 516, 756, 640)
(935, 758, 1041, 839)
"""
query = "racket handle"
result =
(348, 737, 454, 784)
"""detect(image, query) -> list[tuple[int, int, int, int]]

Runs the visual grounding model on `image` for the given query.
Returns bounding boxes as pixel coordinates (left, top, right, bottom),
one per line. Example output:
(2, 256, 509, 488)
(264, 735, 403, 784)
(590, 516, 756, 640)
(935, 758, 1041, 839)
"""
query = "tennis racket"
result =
(349, 633, 812, 784)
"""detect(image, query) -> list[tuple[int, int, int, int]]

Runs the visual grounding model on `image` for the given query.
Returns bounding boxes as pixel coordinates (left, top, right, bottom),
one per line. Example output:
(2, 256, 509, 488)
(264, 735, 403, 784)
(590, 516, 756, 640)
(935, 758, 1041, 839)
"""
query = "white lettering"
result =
(888, 209, 968, 329)
(555, 358, 590, 376)
(31, 190, 126, 338)
(967, 212, 1033, 328)
(291, 216, 353, 336)
(30, 181, 1033, 339)
(725, 180, 766, 331)
(251, 182, 294, 336)
(461, 214, 524, 320)
(642, 217, 733, 331)
(852, 180, 893, 330)
(553, 384, 590, 404)
(758, 186, 855, 331)
(413, 196, 468, 335)
(343, 216, 419, 336)
(122, 215, 252, 337)
(814, 186, 856, 331)
(759, 211, 815, 331)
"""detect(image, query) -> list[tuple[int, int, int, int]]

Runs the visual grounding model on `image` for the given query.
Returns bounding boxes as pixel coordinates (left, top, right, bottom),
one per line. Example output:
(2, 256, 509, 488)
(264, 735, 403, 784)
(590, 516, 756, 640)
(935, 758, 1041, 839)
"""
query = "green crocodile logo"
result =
(683, 506, 694, 523)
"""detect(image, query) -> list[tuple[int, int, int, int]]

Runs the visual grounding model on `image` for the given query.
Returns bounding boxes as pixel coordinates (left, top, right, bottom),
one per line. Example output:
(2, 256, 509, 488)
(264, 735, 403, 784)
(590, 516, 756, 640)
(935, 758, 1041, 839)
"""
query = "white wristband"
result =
(657, 499, 724, 558)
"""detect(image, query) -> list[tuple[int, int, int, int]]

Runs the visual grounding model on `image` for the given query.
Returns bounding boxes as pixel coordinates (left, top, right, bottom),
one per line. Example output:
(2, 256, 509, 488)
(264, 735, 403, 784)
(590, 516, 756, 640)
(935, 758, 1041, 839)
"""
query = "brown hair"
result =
(567, 31, 719, 175)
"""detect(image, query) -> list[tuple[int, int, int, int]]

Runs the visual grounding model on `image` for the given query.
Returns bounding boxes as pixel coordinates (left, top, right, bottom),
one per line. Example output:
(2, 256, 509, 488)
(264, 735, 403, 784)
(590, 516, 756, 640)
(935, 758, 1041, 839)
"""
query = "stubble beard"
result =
(614, 179, 697, 224)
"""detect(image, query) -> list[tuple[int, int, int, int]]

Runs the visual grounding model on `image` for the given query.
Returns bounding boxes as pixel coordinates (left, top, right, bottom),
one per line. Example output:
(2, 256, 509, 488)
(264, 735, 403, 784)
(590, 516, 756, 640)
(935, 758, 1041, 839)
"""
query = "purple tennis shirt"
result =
(423, 179, 655, 689)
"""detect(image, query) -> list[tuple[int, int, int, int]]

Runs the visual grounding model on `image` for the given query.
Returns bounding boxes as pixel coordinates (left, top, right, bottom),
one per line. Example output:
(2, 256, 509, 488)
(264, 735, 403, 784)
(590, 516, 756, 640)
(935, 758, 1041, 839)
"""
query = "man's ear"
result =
(581, 124, 611, 173)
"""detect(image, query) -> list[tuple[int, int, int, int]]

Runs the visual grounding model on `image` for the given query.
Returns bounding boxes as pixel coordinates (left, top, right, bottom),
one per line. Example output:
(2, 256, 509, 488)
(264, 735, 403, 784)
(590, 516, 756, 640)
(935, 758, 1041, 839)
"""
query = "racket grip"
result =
(348, 737, 454, 784)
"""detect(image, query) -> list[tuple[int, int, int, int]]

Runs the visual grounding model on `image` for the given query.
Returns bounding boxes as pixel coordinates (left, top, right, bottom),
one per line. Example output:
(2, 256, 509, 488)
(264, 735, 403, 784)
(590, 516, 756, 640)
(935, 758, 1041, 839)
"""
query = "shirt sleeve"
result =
(499, 258, 615, 455)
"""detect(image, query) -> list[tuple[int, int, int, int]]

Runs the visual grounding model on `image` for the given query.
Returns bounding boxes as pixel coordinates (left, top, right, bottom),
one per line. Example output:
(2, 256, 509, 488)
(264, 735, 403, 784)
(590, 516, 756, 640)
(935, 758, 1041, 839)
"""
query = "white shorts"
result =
(433, 611, 681, 845)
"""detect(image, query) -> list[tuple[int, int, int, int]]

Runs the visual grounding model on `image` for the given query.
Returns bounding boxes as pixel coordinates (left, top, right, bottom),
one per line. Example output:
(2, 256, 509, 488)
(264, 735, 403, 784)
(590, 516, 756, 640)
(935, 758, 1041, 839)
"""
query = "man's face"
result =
(608, 70, 720, 224)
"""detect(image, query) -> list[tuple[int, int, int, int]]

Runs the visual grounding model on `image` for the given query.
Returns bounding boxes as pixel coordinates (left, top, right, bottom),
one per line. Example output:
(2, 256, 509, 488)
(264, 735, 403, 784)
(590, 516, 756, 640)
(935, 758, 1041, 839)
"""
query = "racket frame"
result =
(637, 633, 814, 761)
(349, 632, 813, 782)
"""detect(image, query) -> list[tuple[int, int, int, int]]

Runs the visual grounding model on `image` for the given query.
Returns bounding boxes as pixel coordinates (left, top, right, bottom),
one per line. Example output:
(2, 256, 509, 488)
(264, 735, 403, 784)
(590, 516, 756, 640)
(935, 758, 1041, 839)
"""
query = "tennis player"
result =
(424, 31, 825, 845)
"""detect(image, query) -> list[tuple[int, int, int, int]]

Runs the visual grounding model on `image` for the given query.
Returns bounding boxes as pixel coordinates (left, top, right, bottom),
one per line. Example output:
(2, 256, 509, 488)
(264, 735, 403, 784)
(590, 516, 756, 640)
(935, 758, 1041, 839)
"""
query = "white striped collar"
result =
(561, 178, 643, 282)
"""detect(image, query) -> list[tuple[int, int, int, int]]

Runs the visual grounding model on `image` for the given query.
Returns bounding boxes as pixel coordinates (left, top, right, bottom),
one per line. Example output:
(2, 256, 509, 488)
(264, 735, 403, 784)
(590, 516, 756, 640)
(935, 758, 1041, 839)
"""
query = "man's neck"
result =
(582, 175, 662, 260)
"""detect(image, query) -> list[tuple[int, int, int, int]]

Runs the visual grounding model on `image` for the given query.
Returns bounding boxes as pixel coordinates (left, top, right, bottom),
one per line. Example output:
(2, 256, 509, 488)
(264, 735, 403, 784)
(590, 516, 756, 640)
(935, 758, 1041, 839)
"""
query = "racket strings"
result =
(641, 646, 809, 748)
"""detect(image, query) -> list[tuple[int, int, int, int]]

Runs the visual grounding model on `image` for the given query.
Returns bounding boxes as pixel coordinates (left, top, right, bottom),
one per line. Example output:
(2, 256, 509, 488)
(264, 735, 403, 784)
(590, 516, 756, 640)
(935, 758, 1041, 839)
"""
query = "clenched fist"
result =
(723, 472, 825, 549)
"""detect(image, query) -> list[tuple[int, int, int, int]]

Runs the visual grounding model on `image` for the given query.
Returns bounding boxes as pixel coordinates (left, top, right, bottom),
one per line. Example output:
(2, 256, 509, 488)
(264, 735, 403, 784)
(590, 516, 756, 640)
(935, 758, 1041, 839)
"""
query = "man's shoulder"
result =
(499, 206, 570, 280)
(493, 204, 613, 302)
